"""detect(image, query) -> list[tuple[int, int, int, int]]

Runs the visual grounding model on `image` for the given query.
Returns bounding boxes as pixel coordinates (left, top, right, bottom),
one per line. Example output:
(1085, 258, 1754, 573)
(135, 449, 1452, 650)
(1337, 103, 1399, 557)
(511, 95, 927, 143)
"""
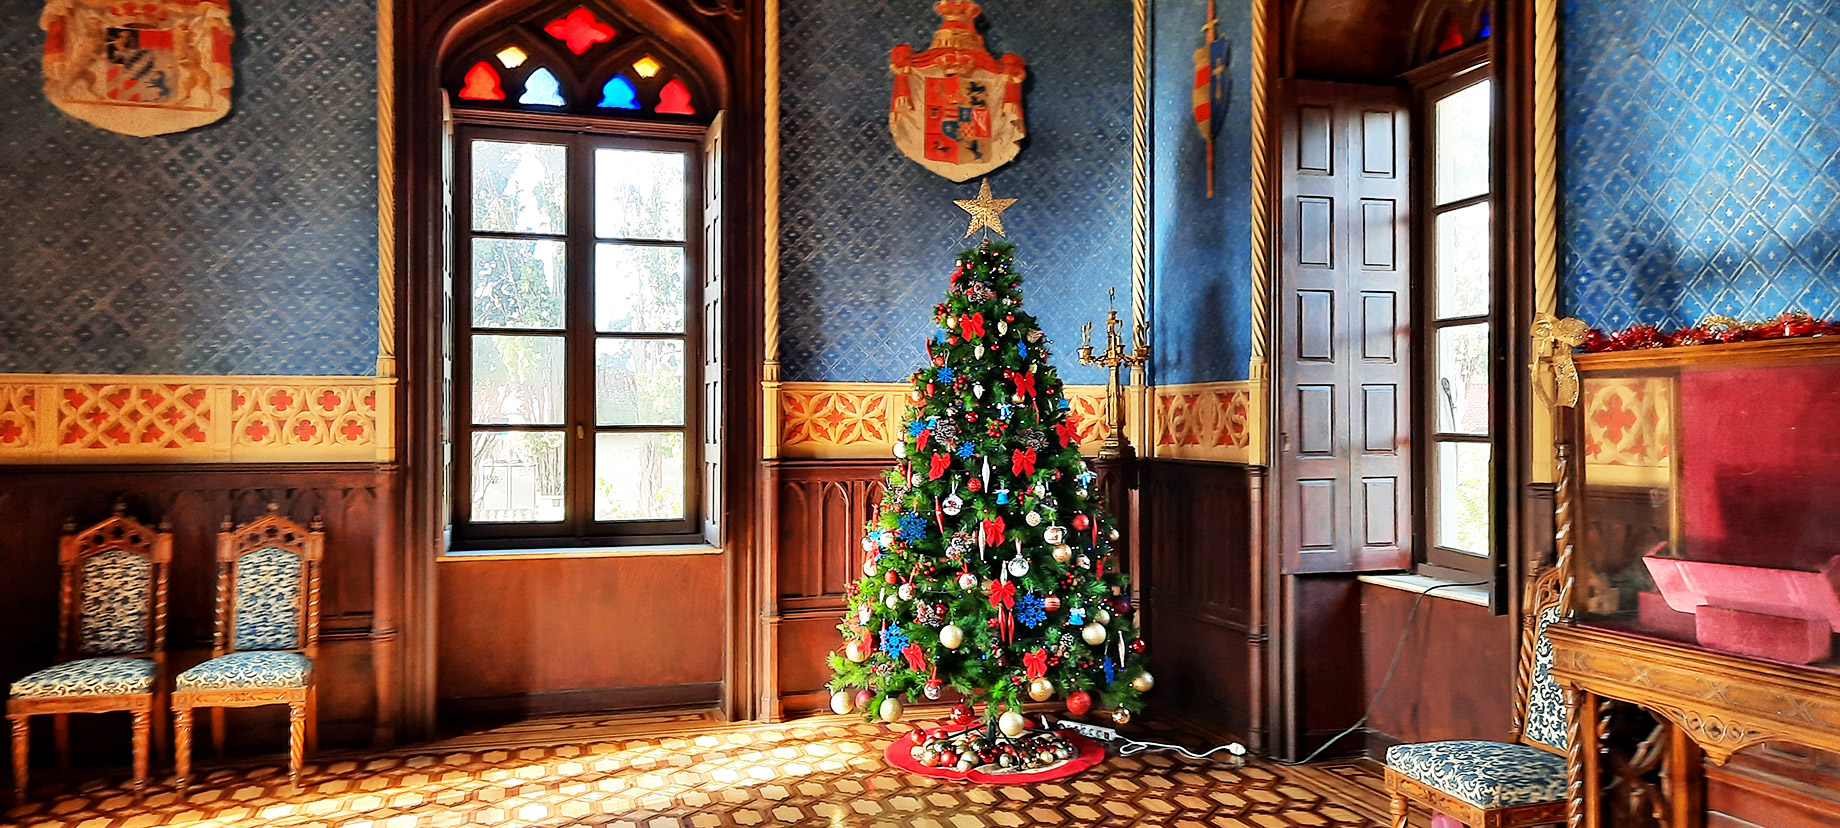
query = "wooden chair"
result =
(8, 509, 172, 800)
(172, 506, 323, 790)
(1384, 564, 1572, 828)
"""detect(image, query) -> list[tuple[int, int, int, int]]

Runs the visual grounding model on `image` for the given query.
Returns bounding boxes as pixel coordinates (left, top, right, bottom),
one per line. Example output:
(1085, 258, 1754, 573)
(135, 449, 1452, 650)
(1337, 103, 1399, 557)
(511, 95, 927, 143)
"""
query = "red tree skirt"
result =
(884, 729, 1106, 784)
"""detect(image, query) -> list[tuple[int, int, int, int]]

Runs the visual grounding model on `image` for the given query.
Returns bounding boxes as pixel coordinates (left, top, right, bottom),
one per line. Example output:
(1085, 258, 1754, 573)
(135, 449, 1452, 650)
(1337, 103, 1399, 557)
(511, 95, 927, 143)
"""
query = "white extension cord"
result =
(1045, 716, 1249, 764)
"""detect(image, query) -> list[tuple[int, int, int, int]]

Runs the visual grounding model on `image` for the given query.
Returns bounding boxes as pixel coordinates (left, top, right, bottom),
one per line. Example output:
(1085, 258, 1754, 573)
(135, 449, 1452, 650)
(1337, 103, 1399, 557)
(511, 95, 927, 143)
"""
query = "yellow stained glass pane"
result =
(632, 56, 663, 78)
(496, 46, 528, 68)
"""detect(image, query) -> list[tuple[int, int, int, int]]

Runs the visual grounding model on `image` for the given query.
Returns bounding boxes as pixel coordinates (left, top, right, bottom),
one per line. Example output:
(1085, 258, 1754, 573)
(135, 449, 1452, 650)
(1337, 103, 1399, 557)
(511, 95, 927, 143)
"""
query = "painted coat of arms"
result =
(40, 0, 235, 137)
(1193, 0, 1230, 197)
(889, 1, 1027, 182)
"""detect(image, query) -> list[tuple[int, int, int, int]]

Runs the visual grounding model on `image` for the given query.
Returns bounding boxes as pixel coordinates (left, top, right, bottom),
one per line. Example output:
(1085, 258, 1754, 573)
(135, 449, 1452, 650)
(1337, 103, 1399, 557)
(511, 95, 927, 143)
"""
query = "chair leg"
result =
(305, 685, 319, 754)
(287, 702, 305, 789)
(10, 714, 27, 803)
(130, 710, 150, 794)
(1390, 793, 1409, 828)
(152, 691, 168, 759)
(172, 706, 193, 793)
(52, 713, 69, 771)
(210, 708, 226, 758)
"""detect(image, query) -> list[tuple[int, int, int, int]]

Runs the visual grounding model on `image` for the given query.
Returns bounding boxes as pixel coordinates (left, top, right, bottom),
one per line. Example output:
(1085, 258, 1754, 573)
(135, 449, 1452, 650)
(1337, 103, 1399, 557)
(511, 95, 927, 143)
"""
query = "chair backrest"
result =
(1510, 562, 1570, 754)
(215, 506, 324, 659)
(58, 509, 172, 662)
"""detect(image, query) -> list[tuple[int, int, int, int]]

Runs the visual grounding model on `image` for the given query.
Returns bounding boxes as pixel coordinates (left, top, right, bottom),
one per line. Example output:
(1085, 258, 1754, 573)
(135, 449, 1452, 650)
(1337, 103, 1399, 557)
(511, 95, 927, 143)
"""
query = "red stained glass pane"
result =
(458, 61, 505, 101)
(1437, 16, 1467, 53)
(656, 78, 695, 115)
(544, 7, 615, 55)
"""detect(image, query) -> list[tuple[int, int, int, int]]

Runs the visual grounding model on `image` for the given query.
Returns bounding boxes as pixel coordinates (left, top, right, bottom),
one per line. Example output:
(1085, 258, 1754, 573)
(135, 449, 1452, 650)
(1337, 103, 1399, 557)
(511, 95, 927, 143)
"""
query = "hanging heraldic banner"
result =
(41, 0, 234, 138)
(889, 1, 1027, 182)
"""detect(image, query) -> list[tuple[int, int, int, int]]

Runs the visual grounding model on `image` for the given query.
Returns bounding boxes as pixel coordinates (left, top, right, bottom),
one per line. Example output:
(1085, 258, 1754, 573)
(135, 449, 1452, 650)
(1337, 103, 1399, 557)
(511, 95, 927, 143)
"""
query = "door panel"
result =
(1278, 81, 1412, 574)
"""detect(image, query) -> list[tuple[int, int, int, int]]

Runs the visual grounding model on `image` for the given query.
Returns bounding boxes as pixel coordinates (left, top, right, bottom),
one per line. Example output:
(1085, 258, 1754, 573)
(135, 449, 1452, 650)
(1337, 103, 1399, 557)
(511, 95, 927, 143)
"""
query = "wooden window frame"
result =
(1407, 45, 1498, 583)
(452, 117, 707, 549)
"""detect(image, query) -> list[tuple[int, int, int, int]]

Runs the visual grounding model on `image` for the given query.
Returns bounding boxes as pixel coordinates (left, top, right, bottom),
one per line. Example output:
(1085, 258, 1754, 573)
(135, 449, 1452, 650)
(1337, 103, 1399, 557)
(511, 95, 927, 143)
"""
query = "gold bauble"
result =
(939, 624, 964, 650)
(1028, 677, 1055, 702)
(830, 690, 856, 715)
(1052, 545, 1073, 563)
(1093, 608, 1111, 626)
(1131, 672, 1155, 692)
(845, 640, 869, 663)
(998, 709, 1028, 738)
(1081, 622, 1107, 646)
(1111, 708, 1132, 725)
(880, 696, 906, 722)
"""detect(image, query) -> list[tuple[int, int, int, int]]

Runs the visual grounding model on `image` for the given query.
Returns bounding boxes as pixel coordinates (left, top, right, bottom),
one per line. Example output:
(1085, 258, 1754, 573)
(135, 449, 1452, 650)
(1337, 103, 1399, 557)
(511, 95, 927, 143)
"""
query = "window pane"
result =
(596, 244, 686, 332)
(1435, 79, 1491, 204)
(472, 431, 565, 523)
(1435, 441, 1491, 555)
(596, 339, 685, 425)
(473, 238, 566, 329)
(1434, 323, 1490, 435)
(472, 140, 566, 234)
(472, 335, 566, 425)
(594, 148, 686, 241)
(1434, 202, 1491, 319)
(595, 432, 686, 521)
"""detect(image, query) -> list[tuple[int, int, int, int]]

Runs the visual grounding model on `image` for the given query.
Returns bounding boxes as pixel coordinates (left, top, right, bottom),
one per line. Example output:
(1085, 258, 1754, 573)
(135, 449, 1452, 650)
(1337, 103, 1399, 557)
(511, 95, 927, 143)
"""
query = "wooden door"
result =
(1277, 81, 1412, 574)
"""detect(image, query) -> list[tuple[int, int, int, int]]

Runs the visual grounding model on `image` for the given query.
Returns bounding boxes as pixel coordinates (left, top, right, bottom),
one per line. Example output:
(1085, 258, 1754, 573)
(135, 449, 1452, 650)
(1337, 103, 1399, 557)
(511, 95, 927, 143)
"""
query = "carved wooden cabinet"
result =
(1550, 338, 1840, 828)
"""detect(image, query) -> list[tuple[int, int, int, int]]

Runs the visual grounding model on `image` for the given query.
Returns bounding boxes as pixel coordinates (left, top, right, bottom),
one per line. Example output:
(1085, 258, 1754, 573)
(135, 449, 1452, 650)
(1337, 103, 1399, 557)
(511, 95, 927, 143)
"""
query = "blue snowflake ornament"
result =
(897, 511, 928, 541)
(1017, 342, 1027, 358)
(955, 443, 975, 458)
(1103, 654, 1116, 683)
(1017, 594, 1046, 628)
(881, 625, 910, 657)
(937, 366, 956, 384)
(907, 420, 926, 437)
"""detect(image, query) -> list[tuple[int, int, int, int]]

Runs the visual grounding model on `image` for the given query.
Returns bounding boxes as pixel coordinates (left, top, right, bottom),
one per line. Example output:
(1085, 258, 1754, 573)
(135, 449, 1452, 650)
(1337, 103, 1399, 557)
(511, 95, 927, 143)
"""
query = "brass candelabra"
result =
(1078, 293, 1150, 459)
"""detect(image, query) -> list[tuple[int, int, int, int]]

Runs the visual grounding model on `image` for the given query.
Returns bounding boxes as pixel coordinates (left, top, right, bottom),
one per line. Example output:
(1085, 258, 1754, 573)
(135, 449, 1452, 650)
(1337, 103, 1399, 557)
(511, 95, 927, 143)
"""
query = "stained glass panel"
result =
(632, 56, 663, 78)
(544, 7, 615, 55)
(598, 75, 641, 110)
(459, 62, 505, 101)
(519, 67, 567, 107)
(495, 46, 528, 68)
(656, 79, 695, 115)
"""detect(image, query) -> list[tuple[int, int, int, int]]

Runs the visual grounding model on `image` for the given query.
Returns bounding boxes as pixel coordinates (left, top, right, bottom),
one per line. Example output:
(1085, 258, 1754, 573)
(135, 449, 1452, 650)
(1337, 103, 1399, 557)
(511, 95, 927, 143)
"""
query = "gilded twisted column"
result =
(1128, 0, 1149, 381)
(762, 0, 784, 458)
(1247, 0, 1270, 382)
(376, 0, 396, 379)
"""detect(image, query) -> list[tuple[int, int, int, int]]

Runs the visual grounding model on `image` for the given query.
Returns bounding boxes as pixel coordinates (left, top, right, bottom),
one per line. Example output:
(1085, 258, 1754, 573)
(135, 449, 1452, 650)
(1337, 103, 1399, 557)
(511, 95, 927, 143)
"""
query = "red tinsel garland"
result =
(1582, 312, 1840, 352)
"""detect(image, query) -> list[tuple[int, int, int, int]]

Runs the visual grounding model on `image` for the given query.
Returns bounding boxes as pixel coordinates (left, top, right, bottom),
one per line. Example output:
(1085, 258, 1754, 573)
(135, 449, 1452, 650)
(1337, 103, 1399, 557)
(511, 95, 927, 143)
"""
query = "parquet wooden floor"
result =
(6, 713, 1386, 828)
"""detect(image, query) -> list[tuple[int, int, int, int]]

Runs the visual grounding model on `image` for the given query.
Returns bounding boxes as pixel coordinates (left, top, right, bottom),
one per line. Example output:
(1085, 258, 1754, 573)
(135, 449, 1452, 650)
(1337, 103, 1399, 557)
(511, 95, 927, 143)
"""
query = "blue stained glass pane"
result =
(1478, 11, 1492, 38)
(598, 75, 641, 110)
(519, 67, 566, 107)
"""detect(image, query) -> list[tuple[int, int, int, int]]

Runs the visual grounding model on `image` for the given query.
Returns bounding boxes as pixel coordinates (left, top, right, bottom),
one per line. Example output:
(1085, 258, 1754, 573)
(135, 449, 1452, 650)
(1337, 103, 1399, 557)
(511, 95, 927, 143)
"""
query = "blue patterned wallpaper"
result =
(1561, 0, 1840, 330)
(1149, 0, 1253, 384)
(0, 0, 379, 375)
(778, 0, 1132, 384)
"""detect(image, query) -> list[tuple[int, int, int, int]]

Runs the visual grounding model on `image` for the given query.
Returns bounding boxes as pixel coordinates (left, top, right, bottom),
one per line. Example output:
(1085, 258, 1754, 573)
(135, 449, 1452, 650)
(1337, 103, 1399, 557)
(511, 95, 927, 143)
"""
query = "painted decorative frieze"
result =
(778, 382, 1109, 459)
(1580, 376, 1672, 488)
(1150, 381, 1261, 464)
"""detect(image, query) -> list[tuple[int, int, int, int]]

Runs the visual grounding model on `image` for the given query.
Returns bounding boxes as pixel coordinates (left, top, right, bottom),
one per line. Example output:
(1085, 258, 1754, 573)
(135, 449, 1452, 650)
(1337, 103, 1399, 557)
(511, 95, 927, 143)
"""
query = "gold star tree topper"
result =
(954, 178, 1019, 237)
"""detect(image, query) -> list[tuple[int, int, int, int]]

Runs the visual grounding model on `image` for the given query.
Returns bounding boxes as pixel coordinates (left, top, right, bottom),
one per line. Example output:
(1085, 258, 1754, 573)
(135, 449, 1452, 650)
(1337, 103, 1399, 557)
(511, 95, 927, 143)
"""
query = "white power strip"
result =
(1047, 716, 1247, 765)
(1049, 718, 1118, 741)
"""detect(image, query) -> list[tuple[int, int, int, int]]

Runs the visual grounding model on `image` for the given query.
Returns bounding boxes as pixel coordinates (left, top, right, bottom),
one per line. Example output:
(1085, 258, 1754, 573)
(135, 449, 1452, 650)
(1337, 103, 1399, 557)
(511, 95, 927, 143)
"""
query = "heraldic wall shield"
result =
(40, 0, 235, 138)
(889, 1, 1027, 182)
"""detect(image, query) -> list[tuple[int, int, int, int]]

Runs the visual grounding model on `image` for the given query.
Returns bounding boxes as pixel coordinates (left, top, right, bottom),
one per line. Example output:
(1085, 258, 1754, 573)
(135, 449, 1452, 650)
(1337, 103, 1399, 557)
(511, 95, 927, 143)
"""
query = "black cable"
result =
(1276, 579, 1488, 767)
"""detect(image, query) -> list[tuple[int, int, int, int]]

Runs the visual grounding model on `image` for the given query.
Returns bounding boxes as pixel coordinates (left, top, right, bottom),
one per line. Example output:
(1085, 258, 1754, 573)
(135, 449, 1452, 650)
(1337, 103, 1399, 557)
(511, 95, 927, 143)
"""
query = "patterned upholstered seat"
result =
(175, 651, 312, 692)
(1385, 740, 1568, 808)
(1383, 572, 1573, 827)
(9, 658, 157, 699)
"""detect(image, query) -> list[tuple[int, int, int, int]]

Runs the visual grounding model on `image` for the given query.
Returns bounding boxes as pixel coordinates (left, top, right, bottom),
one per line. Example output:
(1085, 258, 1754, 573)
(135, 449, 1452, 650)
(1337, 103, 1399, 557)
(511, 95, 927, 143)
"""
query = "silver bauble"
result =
(1043, 526, 1066, 545)
(1008, 556, 1030, 577)
(943, 495, 964, 516)
(1132, 672, 1155, 692)
(863, 558, 878, 578)
(939, 624, 964, 649)
(861, 536, 877, 553)
(957, 572, 979, 590)
(893, 441, 908, 458)
(1081, 623, 1108, 646)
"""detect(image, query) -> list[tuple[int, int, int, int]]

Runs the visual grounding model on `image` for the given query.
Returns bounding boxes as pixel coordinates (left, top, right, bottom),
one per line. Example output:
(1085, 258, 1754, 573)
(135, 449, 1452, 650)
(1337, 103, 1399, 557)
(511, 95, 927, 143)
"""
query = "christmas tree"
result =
(828, 230, 1151, 772)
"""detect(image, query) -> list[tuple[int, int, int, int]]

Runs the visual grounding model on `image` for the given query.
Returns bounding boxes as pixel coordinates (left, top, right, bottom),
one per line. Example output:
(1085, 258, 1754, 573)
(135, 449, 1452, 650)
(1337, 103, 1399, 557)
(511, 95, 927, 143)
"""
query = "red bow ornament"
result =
(929, 453, 950, 480)
(988, 579, 1018, 643)
(1011, 447, 1037, 477)
(1006, 370, 1037, 398)
(916, 428, 931, 451)
(902, 641, 928, 672)
(1023, 649, 1048, 680)
(960, 313, 986, 339)
(982, 516, 1006, 546)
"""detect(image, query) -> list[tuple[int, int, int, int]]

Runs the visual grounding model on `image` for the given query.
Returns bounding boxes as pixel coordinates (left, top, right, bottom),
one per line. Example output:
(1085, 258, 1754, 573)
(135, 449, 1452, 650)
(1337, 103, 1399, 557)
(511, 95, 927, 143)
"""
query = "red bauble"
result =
(966, 478, 982, 493)
(855, 688, 875, 709)
(1129, 638, 1146, 654)
(950, 703, 975, 725)
(1043, 595, 1061, 612)
(1071, 514, 1091, 531)
(885, 571, 899, 584)
(1066, 691, 1093, 716)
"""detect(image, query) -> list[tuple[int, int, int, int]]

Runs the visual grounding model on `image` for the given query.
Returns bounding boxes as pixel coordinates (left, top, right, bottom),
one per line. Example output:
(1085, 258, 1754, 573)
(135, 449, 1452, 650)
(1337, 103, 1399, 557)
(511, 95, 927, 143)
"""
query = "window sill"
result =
(440, 543, 722, 562)
(1357, 573, 1491, 607)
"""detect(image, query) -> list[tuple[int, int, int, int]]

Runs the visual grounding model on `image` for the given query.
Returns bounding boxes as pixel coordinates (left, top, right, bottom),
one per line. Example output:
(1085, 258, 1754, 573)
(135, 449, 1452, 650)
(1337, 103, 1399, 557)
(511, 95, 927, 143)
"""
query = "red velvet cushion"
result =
(1696, 604, 1832, 664)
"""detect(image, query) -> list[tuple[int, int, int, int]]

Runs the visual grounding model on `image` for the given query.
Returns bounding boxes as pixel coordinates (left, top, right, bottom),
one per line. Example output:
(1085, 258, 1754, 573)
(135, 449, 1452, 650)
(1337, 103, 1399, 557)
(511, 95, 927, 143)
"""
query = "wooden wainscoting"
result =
(435, 553, 726, 723)
(0, 464, 401, 757)
(763, 459, 890, 718)
(1139, 460, 1265, 748)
